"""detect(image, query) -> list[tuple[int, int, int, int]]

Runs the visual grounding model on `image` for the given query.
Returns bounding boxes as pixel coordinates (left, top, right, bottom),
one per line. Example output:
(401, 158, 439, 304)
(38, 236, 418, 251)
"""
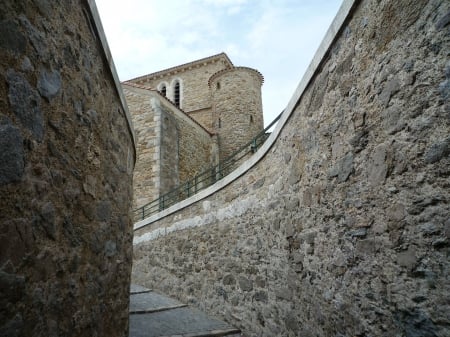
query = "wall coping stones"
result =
(133, 0, 358, 234)
(85, 0, 136, 159)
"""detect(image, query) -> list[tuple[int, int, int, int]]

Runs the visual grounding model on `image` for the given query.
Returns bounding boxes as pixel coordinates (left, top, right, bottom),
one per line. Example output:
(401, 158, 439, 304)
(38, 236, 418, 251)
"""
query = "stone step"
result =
(129, 307, 240, 337)
(130, 284, 153, 295)
(130, 291, 184, 313)
(129, 284, 241, 337)
(130, 303, 188, 315)
(153, 328, 242, 337)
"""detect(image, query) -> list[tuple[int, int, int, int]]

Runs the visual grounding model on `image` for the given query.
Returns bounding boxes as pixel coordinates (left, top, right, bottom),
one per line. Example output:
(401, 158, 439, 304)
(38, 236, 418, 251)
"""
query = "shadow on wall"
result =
(0, 1, 135, 336)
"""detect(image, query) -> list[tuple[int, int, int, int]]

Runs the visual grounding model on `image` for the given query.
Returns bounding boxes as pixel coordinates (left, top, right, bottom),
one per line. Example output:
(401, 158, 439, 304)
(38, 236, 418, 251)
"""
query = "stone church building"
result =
(123, 53, 264, 208)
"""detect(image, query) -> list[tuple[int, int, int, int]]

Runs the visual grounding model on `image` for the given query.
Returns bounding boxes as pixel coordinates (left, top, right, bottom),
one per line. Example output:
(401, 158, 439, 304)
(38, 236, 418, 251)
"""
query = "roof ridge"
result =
(126, 52, 233, 83)
(122, 81, 152, 90)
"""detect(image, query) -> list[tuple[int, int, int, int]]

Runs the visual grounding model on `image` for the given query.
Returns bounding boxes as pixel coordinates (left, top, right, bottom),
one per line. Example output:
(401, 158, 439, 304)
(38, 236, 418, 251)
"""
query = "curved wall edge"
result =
(133, 0, 358, 232)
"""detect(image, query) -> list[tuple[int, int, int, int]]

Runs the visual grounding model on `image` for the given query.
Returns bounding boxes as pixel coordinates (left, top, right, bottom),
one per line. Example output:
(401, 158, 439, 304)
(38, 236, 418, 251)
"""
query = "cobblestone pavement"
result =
(129, 285, 241, 337)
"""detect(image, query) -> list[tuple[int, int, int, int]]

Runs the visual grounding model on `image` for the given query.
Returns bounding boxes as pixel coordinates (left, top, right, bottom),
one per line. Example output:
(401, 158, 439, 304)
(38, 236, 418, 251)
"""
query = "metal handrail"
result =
(133, 111, 283, 222)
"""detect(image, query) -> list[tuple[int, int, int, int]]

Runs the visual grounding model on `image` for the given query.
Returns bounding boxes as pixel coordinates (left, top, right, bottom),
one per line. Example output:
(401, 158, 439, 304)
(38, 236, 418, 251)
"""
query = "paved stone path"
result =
(129, 284, 241, 337)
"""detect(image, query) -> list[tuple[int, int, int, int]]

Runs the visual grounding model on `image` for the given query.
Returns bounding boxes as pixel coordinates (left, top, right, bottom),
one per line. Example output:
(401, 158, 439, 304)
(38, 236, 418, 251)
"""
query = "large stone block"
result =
(0, 119, 24, 185)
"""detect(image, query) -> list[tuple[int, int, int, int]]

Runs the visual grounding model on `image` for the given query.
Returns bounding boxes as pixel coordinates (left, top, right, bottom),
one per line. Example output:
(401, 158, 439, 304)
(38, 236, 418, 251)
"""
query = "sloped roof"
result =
(122, 81, 214, 136)
(127, 52, 234, 83)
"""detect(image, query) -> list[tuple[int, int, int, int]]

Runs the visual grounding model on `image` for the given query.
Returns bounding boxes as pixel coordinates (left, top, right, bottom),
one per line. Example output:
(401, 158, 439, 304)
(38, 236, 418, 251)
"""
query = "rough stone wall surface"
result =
(211, 68, 264, 160)
(126, 85, 214, 205)
(0, 1, 135, 336)
(188, 108, 214, 133)
(136, 59, 230, 114)
(124, 87, 159, 208)
(175, 113, 214, 186)
(127, 56, 265, 209)
(160, 107, 179, 194)
(132, 0, 450, 336)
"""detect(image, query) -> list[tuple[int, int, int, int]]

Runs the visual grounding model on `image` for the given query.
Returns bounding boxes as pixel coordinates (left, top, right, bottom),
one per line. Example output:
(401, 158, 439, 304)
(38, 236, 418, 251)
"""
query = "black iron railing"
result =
(133, 112, 283, 222)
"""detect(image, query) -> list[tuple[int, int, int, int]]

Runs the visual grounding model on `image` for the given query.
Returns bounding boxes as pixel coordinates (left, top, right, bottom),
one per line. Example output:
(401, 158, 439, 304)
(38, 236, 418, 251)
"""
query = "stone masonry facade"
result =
(210, 67, 264, 160)
(125, 54, 264, 208)
(0, 1, 135, 336)
(132, 0, 450, 336)
(123, 86, 160, 209)
(124, 84, 216, 209)
(130, 53, 233, 122)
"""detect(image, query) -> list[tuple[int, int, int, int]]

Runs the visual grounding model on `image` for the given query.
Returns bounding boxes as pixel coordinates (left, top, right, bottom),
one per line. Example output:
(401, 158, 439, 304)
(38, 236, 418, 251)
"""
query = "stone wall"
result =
(134, 57, 231, 117)
(210, 68, 264, 160)
(177, 122, 214, 188)
(188, 107, 214, 132)
(132, 0, 450, 336)
(159, 106, 179, 194)
(125, 84, 215, 206)
(124, 86, 159, 208)
(0, 1, 135, 336)
(127, 54, 266, 211)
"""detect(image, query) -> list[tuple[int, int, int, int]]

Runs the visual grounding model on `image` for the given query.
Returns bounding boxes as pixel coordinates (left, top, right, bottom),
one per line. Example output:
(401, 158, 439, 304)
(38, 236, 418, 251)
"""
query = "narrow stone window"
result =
(174, 81, 180, 107)
(218, 118, 221, 128)
(160, 85, 166, 97)
(216, 82, 220, 90)
(249, 115, 254, 123)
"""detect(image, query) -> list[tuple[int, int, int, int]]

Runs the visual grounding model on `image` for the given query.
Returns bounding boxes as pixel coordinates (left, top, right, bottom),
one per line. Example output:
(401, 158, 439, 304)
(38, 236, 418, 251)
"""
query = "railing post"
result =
(194, 176, 198, 194)
(142, 206, 145, 220)
(251, 139, 257, 153)
(159, 195, 164, 211)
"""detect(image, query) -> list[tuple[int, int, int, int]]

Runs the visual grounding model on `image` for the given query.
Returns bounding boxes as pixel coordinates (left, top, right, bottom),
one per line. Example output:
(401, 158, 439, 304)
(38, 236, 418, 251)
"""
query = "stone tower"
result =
(125, 55, 265, 207)
(209, 67, 264, 160)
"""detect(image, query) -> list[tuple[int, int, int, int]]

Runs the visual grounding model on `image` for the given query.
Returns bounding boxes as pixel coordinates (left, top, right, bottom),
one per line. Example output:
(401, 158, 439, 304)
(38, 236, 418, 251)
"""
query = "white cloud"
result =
(95, 0, 342, 124)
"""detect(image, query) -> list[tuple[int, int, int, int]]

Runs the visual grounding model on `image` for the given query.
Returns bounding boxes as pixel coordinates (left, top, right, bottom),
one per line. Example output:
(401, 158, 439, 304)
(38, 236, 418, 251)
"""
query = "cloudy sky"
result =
(95, 0, 342, 125)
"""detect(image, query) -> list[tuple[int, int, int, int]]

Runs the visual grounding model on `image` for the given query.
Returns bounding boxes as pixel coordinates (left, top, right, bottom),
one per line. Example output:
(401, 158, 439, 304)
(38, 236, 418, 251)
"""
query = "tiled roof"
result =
(126, 52, 233, 83)
(122, 81, 153, 90)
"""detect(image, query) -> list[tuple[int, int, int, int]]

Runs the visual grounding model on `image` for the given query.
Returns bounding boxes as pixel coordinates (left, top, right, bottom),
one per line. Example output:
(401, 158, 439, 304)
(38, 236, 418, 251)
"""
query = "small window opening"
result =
(160, 85, 166, 97)
(174, 81, 180, 107)
(216, 82, 220, 90)
(218, 118, 221, 129)
(250, 115, 254, 123)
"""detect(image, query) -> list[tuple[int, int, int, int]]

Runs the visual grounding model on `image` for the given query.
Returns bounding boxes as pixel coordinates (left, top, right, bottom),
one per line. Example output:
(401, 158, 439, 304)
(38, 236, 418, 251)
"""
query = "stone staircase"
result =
(129, 285, 241, 337)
